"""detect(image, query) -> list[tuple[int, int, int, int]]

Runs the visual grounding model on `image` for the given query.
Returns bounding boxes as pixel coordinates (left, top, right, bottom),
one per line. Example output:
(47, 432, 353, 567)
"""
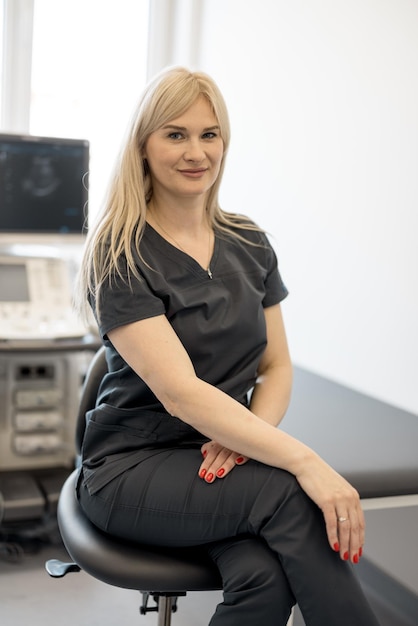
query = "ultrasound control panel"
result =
(0, 255, 88, 340)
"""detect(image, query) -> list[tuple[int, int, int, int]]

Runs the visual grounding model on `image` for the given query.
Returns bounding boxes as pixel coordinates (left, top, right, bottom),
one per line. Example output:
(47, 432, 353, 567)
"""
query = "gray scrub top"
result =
(82, 220, 288, 493)
(93, 221, 288, 411)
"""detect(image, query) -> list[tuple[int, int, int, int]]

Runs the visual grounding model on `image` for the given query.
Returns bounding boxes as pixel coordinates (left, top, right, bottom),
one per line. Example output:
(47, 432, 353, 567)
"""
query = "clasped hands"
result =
(199, 440, 248, 483)
(198, 440, 365, 565)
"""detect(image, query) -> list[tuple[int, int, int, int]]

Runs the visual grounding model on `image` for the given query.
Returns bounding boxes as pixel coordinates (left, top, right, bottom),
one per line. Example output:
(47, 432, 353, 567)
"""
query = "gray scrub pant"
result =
(78, 447, 380, 626)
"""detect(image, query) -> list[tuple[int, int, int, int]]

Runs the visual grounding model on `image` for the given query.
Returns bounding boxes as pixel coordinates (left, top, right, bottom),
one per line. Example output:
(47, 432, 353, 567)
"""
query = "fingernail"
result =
(203, 450, 207, 457)
(353, 554, 359, 564)
(343, 551, 349, 561)
(236, 457, 244, 464)
(206, 473, 214, 482)
(359, 546, 363, 557)
(333, 542, 340, 552)
(199, 469, 206, 479)
(216, 468, 225, 477)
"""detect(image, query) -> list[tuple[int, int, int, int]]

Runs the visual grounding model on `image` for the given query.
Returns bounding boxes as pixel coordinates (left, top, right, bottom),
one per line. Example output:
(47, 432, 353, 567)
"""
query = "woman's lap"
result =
(78, 446, 303, 547)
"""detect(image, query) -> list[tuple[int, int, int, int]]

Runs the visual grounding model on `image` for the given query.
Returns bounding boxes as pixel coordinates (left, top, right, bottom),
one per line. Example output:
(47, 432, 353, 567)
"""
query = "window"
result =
(24, 0, 149, 219)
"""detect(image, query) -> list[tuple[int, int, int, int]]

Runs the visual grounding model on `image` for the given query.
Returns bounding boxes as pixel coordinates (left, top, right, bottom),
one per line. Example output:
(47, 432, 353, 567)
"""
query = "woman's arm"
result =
(108, 313, 364, 563)
(108, 310, 300, 468)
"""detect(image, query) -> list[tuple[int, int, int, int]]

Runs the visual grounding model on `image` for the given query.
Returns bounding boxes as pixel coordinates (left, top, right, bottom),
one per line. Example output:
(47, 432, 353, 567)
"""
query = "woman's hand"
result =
(295, 456, 365, 564)
(198, 440, 248, 483)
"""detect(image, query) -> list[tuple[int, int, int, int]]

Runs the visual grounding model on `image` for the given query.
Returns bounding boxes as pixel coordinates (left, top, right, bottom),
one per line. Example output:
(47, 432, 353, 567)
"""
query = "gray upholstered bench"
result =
(282, 366, 418, 508)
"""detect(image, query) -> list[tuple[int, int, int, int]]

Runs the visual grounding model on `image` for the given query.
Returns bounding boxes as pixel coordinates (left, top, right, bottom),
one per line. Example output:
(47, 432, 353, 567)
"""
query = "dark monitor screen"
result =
(0, 133, 89, 234)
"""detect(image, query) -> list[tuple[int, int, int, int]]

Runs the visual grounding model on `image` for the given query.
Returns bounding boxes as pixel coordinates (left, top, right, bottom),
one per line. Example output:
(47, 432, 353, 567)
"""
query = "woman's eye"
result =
(166, 131, 218, 140)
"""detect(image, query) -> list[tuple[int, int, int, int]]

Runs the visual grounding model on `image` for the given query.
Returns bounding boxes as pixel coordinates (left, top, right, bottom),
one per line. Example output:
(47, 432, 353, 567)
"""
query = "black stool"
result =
(45, 346, 222, 625)
(46, 469, 222, 625)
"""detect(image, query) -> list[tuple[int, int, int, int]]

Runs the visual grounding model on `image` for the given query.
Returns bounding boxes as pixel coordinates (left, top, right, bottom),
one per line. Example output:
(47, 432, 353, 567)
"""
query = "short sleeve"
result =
(261, 234, 289, 308)
(91, 260, 165, 340)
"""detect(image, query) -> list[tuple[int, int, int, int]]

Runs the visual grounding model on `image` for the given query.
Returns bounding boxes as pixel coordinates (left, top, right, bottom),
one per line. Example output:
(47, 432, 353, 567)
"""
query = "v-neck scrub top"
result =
(82, 221, 288, 494)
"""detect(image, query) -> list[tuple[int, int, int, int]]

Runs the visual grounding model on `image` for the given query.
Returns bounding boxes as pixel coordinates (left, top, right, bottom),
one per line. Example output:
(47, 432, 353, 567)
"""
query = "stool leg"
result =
(157, 596, 174, 626)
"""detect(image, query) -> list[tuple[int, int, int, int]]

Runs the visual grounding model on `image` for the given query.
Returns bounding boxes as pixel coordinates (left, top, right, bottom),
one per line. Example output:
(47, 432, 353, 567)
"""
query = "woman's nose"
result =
(184, 139, 205, 162)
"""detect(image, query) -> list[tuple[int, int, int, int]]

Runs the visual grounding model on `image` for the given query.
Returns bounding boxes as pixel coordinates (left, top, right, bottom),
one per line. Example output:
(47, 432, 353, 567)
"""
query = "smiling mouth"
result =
(179, 168, 207, 176)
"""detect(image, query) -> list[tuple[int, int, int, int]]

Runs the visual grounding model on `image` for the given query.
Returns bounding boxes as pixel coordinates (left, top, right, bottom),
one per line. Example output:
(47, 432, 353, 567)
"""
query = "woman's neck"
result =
(146, 198, 214, 274)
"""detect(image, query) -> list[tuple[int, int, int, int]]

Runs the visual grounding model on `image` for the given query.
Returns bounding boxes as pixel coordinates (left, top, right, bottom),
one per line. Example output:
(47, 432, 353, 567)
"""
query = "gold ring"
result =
(338, 516, 348, 523)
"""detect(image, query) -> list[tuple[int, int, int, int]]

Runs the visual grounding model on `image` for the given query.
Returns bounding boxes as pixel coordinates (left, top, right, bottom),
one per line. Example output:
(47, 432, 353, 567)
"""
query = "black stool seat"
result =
(54, 470, 222, 593)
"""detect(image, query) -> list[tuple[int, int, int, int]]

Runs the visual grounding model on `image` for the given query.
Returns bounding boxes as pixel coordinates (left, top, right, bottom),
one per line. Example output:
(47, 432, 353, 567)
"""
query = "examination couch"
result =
(282, 366, 418, 624)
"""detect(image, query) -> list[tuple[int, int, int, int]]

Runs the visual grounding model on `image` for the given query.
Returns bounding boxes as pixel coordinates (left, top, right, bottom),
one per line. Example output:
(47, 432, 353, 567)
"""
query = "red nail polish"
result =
(203, 450, 207, 457)
(216, 468, 225, 477)
(343, 551, 349, 561)
(206, 473, 214, 482)
(333, 542, 340, 552)
(359, 546, 363, 557)
(353, 554, 359, 564)
(199, 469, 206, 479)
(236, 457, 244, 464)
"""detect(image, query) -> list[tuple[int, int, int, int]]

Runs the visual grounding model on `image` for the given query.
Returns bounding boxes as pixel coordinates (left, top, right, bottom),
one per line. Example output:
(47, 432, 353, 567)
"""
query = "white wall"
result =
(187, 0, 418, 414)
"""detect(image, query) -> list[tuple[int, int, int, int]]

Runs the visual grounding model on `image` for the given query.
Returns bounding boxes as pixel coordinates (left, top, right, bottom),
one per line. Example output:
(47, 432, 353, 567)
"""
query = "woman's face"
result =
(143, 95, 224, 203)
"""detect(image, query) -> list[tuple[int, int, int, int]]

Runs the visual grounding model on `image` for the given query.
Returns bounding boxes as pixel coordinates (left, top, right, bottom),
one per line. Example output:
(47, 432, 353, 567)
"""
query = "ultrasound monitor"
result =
(0, 133, 89, 235)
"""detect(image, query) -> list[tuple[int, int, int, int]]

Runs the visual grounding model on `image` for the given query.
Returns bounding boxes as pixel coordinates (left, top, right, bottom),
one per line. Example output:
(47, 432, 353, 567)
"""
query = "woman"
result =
(76, 67, 379, 625)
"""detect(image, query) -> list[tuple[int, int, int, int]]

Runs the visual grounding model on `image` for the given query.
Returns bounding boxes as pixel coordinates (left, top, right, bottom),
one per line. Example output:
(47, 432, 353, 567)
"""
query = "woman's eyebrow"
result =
(162, 124, 187, 131)
(162, 124, 220, 132)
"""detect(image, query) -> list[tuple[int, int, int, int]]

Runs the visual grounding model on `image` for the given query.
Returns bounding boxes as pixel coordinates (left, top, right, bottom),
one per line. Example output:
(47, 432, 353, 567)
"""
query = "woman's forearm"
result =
(167, 375, 315, 476)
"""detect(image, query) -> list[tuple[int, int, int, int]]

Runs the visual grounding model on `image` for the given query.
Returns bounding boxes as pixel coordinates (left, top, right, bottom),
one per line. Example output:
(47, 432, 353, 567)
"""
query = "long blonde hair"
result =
(77, 66, 260, 322)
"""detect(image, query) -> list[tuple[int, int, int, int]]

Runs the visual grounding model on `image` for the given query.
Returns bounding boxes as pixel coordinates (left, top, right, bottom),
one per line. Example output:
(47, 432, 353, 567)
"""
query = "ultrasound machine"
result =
(0, 133, 100, 549)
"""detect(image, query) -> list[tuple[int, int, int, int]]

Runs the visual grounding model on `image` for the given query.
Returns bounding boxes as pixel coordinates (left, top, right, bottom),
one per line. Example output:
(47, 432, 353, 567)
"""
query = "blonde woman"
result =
(76, 67, 379, 626)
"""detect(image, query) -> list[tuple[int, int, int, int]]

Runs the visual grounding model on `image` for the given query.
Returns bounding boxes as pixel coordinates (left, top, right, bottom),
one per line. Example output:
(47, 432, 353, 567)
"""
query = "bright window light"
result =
(30, 0, 149, 220)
